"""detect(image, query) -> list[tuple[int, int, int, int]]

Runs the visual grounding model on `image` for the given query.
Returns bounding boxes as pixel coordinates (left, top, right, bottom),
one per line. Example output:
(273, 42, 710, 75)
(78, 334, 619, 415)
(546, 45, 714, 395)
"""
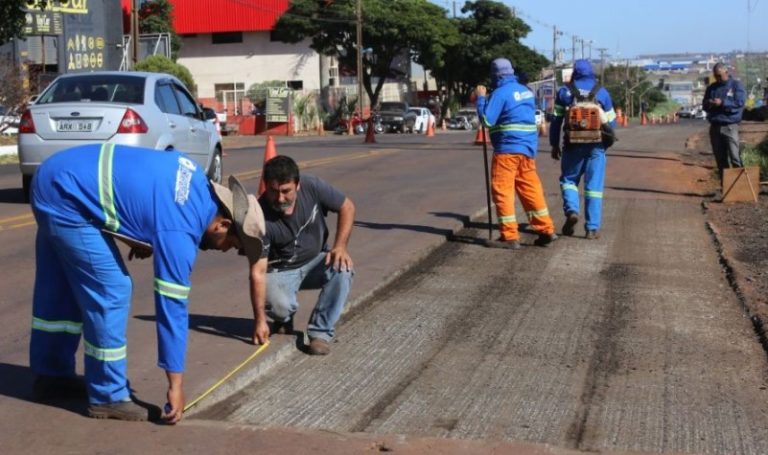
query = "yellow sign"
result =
(66, 33, 106, 71)
(41, 0, 89, 15)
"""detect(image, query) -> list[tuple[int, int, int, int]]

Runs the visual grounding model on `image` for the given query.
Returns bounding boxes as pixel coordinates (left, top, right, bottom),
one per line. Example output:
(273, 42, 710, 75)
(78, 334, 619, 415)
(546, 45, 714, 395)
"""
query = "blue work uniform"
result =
(30, 143, 217, 404)
(549, 59, 617, 232)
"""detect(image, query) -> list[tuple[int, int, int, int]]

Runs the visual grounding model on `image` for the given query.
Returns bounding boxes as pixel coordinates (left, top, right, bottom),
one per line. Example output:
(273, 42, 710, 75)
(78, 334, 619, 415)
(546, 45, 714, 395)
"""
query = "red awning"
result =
(121, 0, 290, 34)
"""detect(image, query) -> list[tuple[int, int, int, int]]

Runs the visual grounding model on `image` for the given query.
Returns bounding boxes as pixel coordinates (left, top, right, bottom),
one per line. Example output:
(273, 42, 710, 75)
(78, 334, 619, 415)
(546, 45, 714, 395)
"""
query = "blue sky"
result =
(429, 0, 766, 59)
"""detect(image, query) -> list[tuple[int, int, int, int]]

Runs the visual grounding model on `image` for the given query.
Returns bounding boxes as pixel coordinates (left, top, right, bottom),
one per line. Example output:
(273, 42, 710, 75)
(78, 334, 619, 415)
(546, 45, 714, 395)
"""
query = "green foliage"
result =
(601, 65, 668, 116)
(246, 81, 286, 109)
(0, 1, 47, 45)
(139, 0, 182, 60)
(429, 1, 548, 107)
(272, 0, 456, 108)
(743, 138, 768, 179)
(134, 55, 195, 93)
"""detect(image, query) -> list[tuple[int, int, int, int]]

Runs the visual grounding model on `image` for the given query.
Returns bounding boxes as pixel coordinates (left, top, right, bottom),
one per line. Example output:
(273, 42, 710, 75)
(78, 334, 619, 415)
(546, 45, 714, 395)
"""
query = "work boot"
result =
(483, 237, 521, 250)
(308, 337, 331, 356)
(585, 230, 601, 240)
(33, 374, 88, 402)
(273, 317, 294, 335)
(88, 399, 148, 421)
(562, 211, 579, 236)
(534, 233, 558, 247)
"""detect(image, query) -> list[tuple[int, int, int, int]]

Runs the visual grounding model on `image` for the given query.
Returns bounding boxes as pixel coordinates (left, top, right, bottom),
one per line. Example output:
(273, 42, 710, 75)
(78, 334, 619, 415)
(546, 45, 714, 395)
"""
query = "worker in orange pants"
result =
(476, 57, 557, 249)
(491, 154, 555, 246)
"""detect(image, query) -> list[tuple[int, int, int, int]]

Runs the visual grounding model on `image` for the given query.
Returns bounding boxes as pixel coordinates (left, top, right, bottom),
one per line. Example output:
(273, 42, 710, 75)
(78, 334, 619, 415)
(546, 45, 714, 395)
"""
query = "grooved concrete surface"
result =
(198, 199, 768, 454)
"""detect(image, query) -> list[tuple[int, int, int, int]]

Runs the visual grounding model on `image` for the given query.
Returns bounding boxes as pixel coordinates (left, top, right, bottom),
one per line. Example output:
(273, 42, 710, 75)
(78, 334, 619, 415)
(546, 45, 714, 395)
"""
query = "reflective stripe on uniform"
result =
(498, 214, 518, 225)
(98, 143, 119, 232)
(605, 109, 617, 123)
(31, 317, 82, 334)
(553, 105, 565, 117)
(584, 190, 603, 198)
(489, 123, 537, 133)
(561, 183, 579, 193)
(154, 278, 191, 300)
(526, 208, 550, 219)
(84, 340, 126, 362)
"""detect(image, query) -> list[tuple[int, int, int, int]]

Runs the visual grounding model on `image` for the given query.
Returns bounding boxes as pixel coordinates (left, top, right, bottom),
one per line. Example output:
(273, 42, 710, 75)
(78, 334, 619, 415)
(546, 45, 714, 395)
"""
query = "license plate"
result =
(57, 119, 95, 132)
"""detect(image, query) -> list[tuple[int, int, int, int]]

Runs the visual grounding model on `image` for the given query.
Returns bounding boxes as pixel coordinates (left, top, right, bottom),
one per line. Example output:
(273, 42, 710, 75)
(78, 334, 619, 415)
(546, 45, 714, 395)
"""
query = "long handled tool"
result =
(480, 125, 493, 241)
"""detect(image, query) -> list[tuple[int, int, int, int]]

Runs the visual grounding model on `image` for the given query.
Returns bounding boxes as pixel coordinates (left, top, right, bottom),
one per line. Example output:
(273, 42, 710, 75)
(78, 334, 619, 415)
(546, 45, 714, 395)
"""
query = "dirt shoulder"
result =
(690, 122, 768, 334)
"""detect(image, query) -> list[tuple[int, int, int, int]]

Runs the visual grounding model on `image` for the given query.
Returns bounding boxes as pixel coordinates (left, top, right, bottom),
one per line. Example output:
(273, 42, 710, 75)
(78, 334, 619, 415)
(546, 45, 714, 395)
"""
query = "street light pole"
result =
(356, 0, 364, 117)
(131, 0, 139, 67)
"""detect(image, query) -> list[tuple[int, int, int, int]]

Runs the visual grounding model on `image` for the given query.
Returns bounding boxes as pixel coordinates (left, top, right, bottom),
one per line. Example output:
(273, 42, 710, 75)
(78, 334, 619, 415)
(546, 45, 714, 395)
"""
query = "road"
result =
(1, 123, 766, 454)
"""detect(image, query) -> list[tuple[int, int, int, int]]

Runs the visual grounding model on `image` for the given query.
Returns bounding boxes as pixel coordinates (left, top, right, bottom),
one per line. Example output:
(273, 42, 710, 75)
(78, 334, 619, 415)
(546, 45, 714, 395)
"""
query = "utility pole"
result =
(581, 39, 585, 59)
(356, 0, 364, 117)
(131, 0, 139, 67)
(572, 35, 577, 65)
(597, 47, 608, 83)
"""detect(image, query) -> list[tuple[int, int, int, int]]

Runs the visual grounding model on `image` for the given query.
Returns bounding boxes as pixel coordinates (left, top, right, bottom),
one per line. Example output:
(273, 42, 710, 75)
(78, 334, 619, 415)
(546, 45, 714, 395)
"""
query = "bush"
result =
(742, 137, 768, 179)
(134, 55, 196, 93)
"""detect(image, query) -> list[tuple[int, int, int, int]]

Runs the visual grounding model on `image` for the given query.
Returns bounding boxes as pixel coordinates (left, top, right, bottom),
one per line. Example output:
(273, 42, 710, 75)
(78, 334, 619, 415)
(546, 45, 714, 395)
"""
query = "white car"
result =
(409, 107, 436, 134)
(535, 109, 544, 126)
(18, 71, 223, 200)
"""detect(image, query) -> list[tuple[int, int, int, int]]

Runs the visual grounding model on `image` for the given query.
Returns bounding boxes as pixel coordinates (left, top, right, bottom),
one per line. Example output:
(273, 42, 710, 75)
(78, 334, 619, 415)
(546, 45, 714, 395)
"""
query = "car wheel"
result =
(22, 174, 32, 203)
(207, 148, 223, 183)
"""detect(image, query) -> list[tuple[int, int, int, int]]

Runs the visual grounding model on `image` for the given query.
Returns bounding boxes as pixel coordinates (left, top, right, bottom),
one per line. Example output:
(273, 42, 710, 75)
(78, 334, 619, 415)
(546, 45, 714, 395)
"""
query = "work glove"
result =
(551, 146, 561, 161)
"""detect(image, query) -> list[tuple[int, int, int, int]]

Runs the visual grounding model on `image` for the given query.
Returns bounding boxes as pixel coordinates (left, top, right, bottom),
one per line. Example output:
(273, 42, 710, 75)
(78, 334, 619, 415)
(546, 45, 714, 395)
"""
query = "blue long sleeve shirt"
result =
(476, 76, 539, 158)
(703, 77, 745, 125)
(32, 143, 218, 373)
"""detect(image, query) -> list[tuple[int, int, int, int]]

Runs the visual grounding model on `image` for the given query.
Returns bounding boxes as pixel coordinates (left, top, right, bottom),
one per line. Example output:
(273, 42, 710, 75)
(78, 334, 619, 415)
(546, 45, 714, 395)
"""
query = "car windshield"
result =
(380, 102, 406, 111)
(37, 75, 146, 104)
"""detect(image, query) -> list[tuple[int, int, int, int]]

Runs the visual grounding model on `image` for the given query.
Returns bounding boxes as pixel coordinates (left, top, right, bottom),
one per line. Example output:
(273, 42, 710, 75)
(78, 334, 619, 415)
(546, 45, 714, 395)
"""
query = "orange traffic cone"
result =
(641, 112, 647, 126)
(441, 119, 446, 131)
(364, 118, 376, 144)
(426, 117, 435, 137)
(317, 121, 325, 137)
(258, 135, 278, 196)
(474, 127, 491, 145)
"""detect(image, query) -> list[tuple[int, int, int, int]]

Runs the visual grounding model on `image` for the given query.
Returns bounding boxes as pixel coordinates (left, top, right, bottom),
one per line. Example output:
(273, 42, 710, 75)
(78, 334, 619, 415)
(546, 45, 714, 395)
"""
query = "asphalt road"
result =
(1, 123, 766, 454)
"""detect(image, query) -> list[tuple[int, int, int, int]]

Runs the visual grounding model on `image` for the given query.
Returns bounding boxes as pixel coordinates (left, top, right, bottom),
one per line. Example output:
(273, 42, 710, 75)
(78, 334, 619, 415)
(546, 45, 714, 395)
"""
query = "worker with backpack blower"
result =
(550, 59, 617, 240)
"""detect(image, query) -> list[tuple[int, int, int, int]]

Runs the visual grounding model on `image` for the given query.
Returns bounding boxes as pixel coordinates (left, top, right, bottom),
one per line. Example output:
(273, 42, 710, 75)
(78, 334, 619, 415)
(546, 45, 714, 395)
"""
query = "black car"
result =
(378, 102, 417, 133)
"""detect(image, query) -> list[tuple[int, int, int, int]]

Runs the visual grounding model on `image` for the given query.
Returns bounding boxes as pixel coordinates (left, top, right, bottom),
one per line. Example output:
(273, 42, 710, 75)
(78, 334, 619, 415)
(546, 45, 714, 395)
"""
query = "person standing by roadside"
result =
(475, 57, 558, 249)
(702, 62, 746, 180)
(550, 59, 617, 240)
(257, 155, 355, 355)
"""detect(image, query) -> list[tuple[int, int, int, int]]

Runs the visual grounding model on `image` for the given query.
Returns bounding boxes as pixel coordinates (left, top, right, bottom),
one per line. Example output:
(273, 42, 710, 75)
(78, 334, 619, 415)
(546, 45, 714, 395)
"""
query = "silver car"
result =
(18, 71, 223, 199)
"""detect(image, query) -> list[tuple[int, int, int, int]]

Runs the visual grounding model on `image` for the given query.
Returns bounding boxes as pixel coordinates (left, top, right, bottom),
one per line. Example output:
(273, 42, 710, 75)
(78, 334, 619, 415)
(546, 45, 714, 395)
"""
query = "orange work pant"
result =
(491, 153, 555, 241)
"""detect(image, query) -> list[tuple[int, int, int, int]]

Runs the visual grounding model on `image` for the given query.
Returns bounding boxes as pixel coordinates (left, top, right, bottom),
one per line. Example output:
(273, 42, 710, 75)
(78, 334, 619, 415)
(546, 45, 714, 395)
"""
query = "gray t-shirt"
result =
(258, 175, 345, 271)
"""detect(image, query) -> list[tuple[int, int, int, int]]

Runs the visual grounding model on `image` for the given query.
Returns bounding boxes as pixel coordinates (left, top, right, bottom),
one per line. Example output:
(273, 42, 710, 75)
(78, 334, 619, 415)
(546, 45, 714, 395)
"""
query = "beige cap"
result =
(211, 175, 265, 263)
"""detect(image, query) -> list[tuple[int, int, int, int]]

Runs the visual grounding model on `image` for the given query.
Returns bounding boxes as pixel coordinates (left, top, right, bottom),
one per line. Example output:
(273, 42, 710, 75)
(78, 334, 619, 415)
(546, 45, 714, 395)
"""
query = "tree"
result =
(139, 0, 182, 61)
(601, 64, 666, 116)
(272, 0, 457, 110)
(428, 1, 549, 112)
(0, 1, 48, 46)
(134, 55, 195, 93)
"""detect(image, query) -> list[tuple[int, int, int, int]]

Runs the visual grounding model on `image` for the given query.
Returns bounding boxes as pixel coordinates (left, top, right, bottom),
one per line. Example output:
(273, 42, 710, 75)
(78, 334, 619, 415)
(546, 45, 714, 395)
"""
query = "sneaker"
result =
(483, 237, 521, 250)
(562, 211, 579, 236)
(273, 317, 294, 335)
(534, 233, 559, 247)
(33, 374, 87, 402)
(308, 337, 331, 356)
(88, 399, 148, 421)
(585, 230, 601, 240)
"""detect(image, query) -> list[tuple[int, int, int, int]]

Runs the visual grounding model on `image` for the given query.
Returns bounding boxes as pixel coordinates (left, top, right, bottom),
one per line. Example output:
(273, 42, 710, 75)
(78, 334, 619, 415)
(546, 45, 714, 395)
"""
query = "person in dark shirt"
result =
(256, 155, 355, 355)
(702, 63, 746, 179)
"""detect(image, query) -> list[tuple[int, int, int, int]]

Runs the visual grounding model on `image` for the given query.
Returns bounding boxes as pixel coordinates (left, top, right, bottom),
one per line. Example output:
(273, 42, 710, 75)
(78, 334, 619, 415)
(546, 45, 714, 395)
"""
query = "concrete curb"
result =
(185, 206, 491, 416)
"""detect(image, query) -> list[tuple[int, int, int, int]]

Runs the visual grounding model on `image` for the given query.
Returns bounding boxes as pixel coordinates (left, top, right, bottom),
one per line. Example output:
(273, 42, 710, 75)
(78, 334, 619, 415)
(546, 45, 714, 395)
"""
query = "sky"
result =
(429, 0, 767, 60)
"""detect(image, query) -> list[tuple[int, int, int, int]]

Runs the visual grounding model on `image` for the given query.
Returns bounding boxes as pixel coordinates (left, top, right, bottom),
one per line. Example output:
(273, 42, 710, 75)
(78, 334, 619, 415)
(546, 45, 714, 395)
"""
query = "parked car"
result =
(202, 106, 223, 136)
(18, 71, 223, 200)
(409, 107, 436, 134)
(678, 107, 695, 119)
(535, 109, 544, 126)
(447, 115, 473, 130)
(378, 102, 417, 133)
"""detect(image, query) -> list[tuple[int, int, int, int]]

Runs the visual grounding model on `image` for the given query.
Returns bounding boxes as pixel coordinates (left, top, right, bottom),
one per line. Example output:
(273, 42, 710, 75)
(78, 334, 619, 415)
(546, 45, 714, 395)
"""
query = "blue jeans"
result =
(266, 252, 353, 341)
